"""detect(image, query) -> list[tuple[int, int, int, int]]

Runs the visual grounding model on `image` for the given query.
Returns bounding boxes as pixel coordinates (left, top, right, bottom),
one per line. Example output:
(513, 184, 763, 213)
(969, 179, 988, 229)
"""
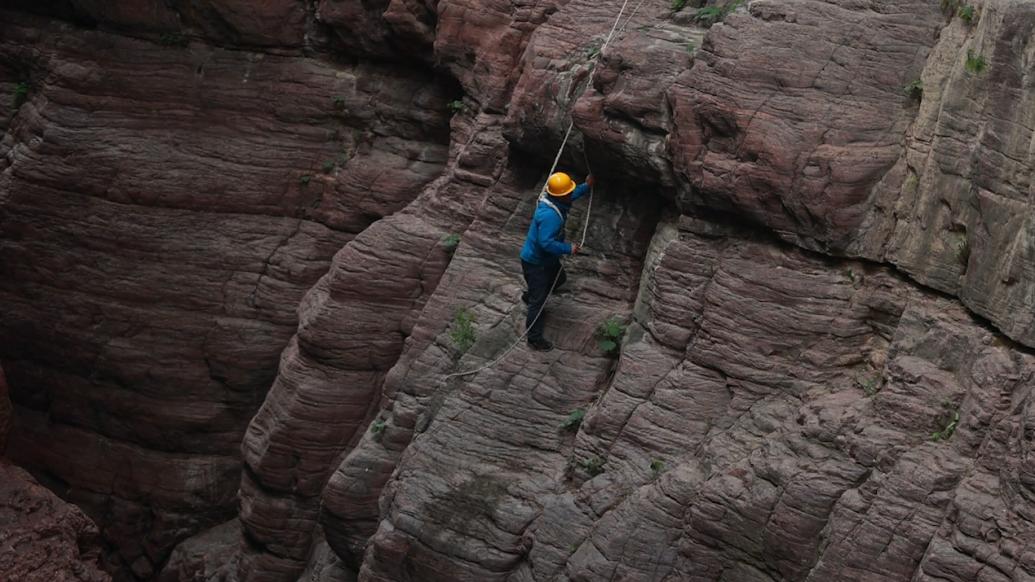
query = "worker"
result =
(520, 171, 594, 351)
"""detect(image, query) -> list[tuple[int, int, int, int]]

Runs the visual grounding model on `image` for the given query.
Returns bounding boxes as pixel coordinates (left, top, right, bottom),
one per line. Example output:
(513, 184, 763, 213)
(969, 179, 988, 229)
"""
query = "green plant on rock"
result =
(932, 403, 961, 441)
(844, 268, 862, 286)
(856, 375, 881, 397)
(596, 316, 627, 357)
(321, 159, 335, 174)
(370, 419, 386, 438)
(450, 308, 476, 353)
(672, 0, 689, 11)
(12, 81, 28, 110)
(903, 172, 919, 195)
(332, 95, 346, 110)
(694, 0, 742, 27)
(447, 100, 465, 114)
(585, 39, 604, 60)
(579, 455, 606, 477)
(441, 233, 461, 252)
(957, 4, 977, 23)
(299, 174, 312, 186)
(561, 409, 585, 432)
(687, 41, 697, 56)
(694, 5, 725, 26)
(903, 78, 923, 102)
(956, 237, 970, 266)
(965, 50, 986, 74)
(650, 459, 665, 475)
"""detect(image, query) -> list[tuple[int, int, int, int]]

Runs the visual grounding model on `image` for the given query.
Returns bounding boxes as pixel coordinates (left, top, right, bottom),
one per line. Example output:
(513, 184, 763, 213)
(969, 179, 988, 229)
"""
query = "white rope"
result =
(601, 0, 632, 52)
(579, 152, 595, 246)
(615, 0, 651, 40)
(443, 0, 635, 379)
(442, 265, 566, 379)
(546, 122, 576, 189)
(313, 2, 641, 554)
(443, 170, 596, 381)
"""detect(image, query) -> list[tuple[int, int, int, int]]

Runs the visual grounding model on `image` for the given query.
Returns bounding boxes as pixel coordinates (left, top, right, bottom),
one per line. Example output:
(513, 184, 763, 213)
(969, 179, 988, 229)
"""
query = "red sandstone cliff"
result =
(3, 0, 1035, 581)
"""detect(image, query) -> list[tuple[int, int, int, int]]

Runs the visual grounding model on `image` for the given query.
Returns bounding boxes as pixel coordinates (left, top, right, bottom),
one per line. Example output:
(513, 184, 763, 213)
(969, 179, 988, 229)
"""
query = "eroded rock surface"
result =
(0, 366, 10, 453)
(5, 0, 1035, 581)
(0, 460, 110, 581)
(0, 6, 450, 577)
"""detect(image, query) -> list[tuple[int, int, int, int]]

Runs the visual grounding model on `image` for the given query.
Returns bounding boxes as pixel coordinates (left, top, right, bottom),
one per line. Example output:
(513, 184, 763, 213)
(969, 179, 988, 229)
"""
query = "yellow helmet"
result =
(546, 172, 576, 197)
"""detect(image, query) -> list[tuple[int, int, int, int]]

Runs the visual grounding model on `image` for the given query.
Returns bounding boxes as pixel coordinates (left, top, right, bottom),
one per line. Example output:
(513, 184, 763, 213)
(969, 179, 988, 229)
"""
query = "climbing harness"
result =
(443, 0, 635, 379)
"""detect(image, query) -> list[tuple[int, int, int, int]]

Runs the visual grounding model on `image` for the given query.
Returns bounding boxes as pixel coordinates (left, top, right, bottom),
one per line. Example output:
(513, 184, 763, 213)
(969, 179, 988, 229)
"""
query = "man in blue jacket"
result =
(520, 171, 593, 351)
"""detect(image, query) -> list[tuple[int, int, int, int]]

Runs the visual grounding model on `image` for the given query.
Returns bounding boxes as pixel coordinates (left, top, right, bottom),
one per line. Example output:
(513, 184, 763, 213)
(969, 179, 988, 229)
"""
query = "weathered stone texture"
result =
(7, 0, 1035, 581)
(158, 519, 239, 582)
(0, 366, 9, 453)
(0, 7, 450, 577)
(860, 0, 1035, 349)
(0, 460, 110, 582)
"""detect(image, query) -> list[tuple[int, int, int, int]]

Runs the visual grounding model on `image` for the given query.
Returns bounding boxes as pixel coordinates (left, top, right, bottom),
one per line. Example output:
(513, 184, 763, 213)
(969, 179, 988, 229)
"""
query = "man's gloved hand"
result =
(571, 243, 582, 255)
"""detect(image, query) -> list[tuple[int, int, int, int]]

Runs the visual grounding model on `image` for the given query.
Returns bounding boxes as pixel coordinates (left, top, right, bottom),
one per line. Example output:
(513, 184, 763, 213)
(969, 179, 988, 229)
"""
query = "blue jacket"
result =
(520, 183, 589, 265)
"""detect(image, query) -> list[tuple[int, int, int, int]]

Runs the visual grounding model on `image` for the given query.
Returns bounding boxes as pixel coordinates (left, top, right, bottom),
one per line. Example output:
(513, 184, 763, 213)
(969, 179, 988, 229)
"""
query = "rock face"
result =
(5, 0, 1035, 581)
(0, 5, 451, 577)
(0, 460, 110, 581)
(0, 365, 10, 453)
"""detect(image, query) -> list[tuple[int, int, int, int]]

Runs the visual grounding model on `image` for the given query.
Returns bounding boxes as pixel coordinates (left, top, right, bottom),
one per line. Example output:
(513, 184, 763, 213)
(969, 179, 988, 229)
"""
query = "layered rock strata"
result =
(5, 0, 1035, 581)
(0, 6, 451, 577)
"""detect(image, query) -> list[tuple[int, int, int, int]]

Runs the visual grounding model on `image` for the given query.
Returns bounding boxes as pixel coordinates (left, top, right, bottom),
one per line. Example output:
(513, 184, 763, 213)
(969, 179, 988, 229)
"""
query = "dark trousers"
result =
(521, 259, 566, 342)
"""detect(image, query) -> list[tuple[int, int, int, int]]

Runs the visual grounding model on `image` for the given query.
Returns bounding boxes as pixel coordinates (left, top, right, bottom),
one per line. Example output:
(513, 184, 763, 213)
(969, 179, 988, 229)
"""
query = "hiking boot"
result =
(527, 338, 554, 352)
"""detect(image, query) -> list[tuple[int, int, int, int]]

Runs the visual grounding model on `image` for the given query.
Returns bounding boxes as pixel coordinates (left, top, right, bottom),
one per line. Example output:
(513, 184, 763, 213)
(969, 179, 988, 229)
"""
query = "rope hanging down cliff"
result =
(444, 0, 643, 379)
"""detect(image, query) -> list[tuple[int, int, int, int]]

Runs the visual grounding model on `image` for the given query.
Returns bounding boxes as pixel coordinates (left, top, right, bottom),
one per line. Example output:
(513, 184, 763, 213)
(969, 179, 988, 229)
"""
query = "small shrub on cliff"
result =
(844, 268, 862, 286)
(957, 4, 977, 24)
(332, 95, 346, 110)
(965, 50, 986, 74)
(321, 159, 335, 174)
(694, 6, 725, 26)
(441, 233, 461, 252)
(694, 0, 743, 27)
(650, 459, 665, 475)
(370, 419, 386, 439)
(931, 403, 961, 441)
(672, 0, 688, 11)
(561, 409, 585, 432)
(447, 100, 465, 115)
(956, 237, 970, 266)
(856, 375, 881, 397)
(579, 455, 606, 477)
(12, 82, 28, 110)
(903, 173, 919, 195)
(299, 174, 312, 186)
(585, 39, 604, 60)
(903, 79, 923, 102)
(450, 309, 476, 353)
(596, 316, 627, 357)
